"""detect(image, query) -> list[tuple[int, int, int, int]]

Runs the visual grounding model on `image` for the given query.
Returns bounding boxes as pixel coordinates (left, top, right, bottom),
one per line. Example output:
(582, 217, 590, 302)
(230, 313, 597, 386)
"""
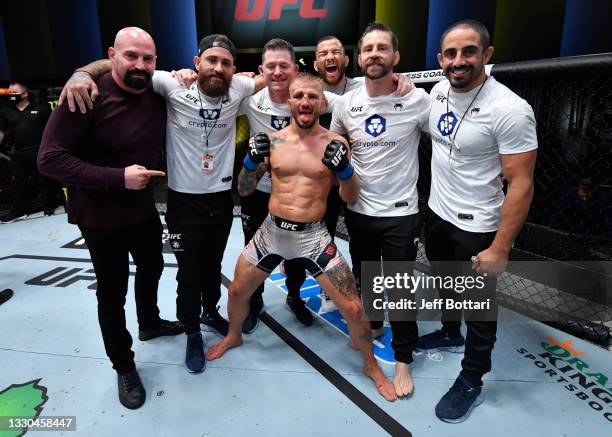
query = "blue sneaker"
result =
(201, 306, 229, 336)
(435, 375, 484, 423)
(185, 331, 206, 373)
(416, 329, 465, 353)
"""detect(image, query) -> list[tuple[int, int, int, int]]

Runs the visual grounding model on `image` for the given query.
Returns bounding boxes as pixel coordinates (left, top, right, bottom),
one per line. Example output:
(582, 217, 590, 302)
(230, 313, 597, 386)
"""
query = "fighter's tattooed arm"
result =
(324, 262, 358, 301)
(237, 167, 259, 196)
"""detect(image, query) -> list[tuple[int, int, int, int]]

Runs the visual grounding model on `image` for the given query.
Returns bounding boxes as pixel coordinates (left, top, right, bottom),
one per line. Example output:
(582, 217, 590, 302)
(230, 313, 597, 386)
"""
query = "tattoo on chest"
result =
(270, 136, 286, 150)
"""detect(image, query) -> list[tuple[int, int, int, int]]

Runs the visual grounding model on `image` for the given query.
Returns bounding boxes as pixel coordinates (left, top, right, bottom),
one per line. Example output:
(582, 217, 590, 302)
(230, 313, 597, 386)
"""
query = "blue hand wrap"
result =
(337, 163, 354, 181)
(243, 154, 258, 171)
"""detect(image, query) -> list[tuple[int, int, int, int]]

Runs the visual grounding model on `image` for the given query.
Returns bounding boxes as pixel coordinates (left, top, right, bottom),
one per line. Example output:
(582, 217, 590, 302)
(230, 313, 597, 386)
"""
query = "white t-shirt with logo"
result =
(152, 71, 255, 194)
(238, 88, 292, 193)
(330, 86, 431, 216)
(324, 76, 362, 96)
(238, 88, 339, 193)
(428, 76, 538, 232)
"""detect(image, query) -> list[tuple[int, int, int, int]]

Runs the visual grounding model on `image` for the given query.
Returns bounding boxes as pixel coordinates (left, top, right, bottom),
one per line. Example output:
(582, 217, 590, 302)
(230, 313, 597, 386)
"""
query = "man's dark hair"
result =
(262, 38, 296, 64)
(440, 19, 490, 51)
(315, 35, 345, 52)
(357, 22, 399, 52)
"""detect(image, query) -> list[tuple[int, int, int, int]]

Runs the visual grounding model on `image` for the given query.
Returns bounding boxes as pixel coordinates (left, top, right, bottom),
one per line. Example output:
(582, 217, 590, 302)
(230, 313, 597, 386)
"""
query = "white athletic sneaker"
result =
(319, 290, 337, 313)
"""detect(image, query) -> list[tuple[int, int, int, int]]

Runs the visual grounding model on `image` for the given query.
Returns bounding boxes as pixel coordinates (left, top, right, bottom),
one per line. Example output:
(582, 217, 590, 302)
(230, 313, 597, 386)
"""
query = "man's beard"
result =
(445, 63, 483, 89)
(199, 71, 231, 97)
(362, 59, 393, 80)
(124, 69, 151, 90)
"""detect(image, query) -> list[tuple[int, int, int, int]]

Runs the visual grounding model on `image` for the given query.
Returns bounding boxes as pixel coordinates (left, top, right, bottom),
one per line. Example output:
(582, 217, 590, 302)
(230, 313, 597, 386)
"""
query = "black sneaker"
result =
(117, 369, 146, 409)
(44, 208, 56, 216)
(0, 289, 14, 306)
(242, 298, 264, 334)
(435, 375, 484, 423)
(416, 329, 465, 353)
(185, 331, 206, 373)
(201, 306, 229, 336)
(285, 296, 313, 327)
(0, 211, 26, 224)
(138, 319, 185, 341)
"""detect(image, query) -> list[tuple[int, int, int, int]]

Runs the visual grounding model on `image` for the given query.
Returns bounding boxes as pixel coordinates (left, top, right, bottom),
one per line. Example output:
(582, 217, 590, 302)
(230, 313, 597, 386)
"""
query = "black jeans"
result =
(240, 189, 302, 301)
(344, 209, 421, 364)
(79, 214, 164, 374)
(424, 209, 498, 383)
(13, 148, 58, 213)
(166, 189, 233, 333)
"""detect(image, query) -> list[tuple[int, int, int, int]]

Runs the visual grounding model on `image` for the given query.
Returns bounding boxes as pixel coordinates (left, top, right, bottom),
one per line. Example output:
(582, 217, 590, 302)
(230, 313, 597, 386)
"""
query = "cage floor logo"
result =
(365, 114, 386, 137)
(437, 111, 457, 136)
(517, 336, 612, 423)
(271, 115, 290, 130)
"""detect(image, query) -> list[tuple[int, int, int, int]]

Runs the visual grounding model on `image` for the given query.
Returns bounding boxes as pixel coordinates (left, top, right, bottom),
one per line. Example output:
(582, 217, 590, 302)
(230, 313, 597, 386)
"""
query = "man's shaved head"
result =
(114, 27, 156, 53)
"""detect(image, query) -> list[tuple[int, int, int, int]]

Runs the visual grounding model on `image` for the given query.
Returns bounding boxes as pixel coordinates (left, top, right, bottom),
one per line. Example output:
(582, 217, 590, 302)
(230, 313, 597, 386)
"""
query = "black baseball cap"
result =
(198, 34, 237, 60)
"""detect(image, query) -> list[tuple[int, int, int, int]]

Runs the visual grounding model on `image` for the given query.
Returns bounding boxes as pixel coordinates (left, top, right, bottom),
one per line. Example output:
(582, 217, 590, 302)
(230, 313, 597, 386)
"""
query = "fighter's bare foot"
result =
(206, 335, 243, 360)
(363, 363, 397, 401)
(394, 361, 414, 397)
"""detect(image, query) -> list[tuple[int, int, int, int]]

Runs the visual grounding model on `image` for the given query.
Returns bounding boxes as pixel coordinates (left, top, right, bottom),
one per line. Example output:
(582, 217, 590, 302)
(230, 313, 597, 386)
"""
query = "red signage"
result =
(234, 0, 328, 21)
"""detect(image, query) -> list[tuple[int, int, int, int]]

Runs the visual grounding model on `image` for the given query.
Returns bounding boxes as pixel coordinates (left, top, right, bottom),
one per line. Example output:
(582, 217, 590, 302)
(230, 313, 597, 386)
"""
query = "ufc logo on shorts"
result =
(280, 221, 298, 230)
(331, 146, 346, 167)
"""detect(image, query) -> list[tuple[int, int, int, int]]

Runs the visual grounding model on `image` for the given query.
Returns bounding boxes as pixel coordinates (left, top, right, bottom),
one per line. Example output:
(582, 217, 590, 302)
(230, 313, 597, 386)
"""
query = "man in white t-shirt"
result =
(419, 20, 537, 423)
(59, 35, 265, 375)
(331, 22, 431, 399)
(314, 35, 415, 315)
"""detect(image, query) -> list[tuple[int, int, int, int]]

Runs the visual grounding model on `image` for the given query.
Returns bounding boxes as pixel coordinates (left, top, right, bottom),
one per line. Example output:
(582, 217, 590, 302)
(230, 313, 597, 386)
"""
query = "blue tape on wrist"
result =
(337, 164, 354, 181)
(243, 155, 258, 171)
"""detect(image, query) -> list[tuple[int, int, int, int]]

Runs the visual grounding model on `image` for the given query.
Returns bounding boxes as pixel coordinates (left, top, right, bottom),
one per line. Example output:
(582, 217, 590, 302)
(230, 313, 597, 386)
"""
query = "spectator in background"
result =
(549, 178, 612, 238)
(0, 82, 59, 222)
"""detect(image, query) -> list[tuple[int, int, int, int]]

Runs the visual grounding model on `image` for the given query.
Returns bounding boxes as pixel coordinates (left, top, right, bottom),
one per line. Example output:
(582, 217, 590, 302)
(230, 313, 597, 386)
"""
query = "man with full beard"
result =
(207, 73, 398, 402)
(330, 22, 431, 399)
(59, 34, 265, 374)
(38, 27, 184, 410)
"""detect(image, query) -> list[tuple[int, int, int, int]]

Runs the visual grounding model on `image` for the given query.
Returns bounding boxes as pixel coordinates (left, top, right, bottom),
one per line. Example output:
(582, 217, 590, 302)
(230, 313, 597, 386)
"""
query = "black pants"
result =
(324, 185, 343, 239)
(14, 148, 58, 214)
(79, 214, 164, 374)
(344, 209, 421, 364)
(240, 189, 303, 301)
(424, 209, 498, 383)
(166, 189, 233, 333)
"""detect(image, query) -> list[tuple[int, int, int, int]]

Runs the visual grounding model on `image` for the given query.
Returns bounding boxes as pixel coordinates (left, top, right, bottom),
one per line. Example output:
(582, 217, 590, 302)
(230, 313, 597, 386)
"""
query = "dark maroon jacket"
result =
(38, 72, 166, 229)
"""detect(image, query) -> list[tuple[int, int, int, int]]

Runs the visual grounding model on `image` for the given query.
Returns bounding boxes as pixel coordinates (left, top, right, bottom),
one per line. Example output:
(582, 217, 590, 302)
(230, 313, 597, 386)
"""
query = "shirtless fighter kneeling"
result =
(206, 73, 397, 401)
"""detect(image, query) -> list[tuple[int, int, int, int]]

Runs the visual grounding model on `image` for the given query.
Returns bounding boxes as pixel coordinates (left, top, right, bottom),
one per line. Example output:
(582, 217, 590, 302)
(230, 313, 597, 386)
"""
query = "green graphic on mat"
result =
(0, 379, 48, 437)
